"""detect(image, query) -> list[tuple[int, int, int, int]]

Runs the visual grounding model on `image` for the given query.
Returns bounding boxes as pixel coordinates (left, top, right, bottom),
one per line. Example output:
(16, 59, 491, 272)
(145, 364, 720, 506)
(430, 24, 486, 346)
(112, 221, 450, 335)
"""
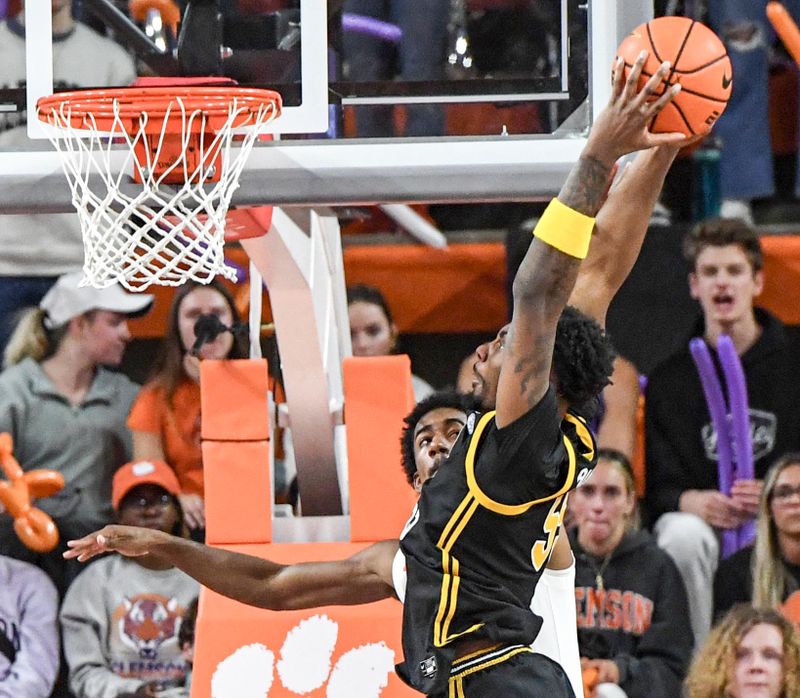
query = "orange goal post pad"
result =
(343, 356, 417, 543)
(192, 542, 415, 697)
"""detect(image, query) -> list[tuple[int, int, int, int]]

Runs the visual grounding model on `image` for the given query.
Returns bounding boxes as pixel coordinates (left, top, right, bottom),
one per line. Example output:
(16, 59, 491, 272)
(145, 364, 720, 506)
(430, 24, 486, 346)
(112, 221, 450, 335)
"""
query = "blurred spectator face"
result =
(118, 483, 181, 533)
(689, 244, 764, 326)
(573, 459, 634, 549)
(80, 310, 132, 366)
(348, 300, 397, 357)
(769, 463, 800, 537)
(728, 622, 785, 698)
(177, 287, 234, 361)
(471, 325, 508, 409)
(411, 407, 466, 492)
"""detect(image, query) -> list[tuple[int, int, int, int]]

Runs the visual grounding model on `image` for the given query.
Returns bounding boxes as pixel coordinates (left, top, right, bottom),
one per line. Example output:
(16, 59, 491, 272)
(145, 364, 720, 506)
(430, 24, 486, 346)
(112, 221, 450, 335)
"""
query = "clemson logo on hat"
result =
(132, 461, 157, 477)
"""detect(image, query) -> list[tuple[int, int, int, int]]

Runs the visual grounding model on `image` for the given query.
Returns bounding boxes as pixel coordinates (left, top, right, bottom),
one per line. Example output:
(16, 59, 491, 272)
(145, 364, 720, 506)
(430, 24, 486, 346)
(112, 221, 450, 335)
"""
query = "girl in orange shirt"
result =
(127, 280, 247, 538)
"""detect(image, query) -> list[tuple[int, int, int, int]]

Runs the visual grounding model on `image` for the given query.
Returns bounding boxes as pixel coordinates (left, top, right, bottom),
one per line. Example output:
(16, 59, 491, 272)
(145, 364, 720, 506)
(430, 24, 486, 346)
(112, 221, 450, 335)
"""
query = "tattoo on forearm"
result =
(558, 155, 612, 217)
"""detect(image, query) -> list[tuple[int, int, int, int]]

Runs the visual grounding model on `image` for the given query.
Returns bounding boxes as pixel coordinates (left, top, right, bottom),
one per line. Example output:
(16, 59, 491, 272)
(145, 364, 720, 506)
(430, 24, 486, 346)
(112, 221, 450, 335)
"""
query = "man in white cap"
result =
(0, 272, 152, 595)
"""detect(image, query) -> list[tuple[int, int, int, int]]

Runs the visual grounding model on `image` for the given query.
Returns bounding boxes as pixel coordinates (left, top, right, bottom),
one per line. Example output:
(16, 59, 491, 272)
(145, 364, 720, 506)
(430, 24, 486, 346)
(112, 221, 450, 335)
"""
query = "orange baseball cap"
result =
(112, 460, 181, 511)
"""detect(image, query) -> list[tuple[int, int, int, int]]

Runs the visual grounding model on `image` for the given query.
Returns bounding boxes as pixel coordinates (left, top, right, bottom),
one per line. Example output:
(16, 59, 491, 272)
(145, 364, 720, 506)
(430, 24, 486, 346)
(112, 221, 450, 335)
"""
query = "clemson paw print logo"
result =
(211, 614, 395, 697)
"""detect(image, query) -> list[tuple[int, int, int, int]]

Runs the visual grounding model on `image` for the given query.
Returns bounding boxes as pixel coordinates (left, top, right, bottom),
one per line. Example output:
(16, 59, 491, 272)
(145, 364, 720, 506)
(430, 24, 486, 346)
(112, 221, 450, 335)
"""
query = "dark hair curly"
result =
(682, 217, 763, 272)
(552, 306, 616, 413)
(400, 390, 477, 486)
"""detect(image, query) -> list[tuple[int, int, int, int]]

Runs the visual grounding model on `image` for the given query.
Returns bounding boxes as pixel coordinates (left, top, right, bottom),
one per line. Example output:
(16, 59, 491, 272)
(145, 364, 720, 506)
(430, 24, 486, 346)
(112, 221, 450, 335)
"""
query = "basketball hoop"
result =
(37, 86, 281, 290)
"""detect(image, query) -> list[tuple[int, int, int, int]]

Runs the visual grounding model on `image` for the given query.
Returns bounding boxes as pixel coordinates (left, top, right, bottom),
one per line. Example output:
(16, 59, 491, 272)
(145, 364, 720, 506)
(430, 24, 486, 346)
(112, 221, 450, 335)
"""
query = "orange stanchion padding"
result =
(200, 359, 270, 441)
(192, 542, 415, 698)
(343, 356, 417, 543)
(343, 242, 508, 334)
(760, 236, 800, 325)
(202, 440, 272, 546)
(0, 433, 64, 553)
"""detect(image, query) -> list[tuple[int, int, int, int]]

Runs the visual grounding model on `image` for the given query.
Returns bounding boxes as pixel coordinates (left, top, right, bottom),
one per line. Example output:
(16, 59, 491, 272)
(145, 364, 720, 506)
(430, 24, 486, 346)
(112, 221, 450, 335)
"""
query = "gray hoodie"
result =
(60, 555, 198, 698)
(0, 555, 59, 698)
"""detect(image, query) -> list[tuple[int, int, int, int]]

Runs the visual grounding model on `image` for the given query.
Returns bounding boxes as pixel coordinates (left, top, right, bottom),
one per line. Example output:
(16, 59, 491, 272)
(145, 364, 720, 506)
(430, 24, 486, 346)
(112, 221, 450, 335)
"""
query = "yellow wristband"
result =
(533, 198, 595, 259)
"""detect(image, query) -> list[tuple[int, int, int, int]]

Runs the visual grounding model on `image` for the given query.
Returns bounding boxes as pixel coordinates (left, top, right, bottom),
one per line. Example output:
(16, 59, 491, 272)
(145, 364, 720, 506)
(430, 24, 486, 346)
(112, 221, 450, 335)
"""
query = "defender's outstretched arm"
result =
(65, 526, 398, 610)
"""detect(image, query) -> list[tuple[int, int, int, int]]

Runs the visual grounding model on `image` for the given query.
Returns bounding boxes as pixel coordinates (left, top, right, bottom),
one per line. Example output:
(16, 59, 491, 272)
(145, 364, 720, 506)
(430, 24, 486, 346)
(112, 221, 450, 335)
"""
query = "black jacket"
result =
(714, 544, 800, 621)
(571, 529, 693, 698)
(644, 309, 800, 523)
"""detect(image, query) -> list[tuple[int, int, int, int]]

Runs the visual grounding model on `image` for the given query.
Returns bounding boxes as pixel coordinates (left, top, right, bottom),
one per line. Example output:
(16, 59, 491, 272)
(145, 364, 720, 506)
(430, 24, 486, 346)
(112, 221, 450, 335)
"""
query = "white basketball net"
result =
(39, 96, 279, 290)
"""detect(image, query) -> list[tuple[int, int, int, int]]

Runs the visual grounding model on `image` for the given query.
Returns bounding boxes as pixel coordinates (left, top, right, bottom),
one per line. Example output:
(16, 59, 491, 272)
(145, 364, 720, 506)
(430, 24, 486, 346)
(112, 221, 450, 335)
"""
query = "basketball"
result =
(615, 16, 732, 136)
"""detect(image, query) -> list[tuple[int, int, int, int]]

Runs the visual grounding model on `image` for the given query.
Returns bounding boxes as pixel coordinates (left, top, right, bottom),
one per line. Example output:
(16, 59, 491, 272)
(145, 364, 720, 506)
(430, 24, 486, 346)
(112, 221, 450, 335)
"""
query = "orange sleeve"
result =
(127, 383, 165, 434)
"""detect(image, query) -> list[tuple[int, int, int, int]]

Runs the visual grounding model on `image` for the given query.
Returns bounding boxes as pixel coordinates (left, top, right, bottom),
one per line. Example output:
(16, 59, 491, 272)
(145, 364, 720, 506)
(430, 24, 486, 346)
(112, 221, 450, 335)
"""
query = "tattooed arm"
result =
(495, 53, 684, 428)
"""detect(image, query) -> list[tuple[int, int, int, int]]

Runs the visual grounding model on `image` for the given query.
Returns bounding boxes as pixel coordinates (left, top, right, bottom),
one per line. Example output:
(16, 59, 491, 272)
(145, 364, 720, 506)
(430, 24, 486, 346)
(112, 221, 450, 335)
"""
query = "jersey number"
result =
(531, 495, 566, 571)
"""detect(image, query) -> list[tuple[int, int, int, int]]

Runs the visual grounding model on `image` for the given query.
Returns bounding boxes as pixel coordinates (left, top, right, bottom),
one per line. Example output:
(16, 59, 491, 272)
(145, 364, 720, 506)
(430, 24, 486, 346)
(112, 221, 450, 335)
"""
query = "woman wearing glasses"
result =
(60, 460, 198, 698)
(714, 453, 800, 620)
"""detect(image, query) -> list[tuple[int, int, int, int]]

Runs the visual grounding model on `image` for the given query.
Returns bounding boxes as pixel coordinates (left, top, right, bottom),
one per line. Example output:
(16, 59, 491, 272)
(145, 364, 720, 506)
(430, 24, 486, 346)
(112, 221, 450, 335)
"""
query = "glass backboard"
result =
(0, 0, 653, 210)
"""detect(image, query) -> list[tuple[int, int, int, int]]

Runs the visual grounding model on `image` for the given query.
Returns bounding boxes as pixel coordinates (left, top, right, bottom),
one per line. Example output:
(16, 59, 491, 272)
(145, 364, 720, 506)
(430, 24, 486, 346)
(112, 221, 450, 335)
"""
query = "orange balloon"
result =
(0, 433, 64, 553)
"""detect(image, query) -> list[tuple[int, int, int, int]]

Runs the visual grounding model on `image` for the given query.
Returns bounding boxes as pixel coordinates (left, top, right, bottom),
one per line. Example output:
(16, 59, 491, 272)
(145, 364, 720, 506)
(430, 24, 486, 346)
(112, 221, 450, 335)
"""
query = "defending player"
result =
(66, 52, 686, 696)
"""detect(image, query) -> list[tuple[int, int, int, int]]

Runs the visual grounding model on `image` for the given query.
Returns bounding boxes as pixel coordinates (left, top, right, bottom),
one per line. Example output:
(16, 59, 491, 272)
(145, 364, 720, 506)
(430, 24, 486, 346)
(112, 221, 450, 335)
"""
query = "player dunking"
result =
(65, 52, 687, 696)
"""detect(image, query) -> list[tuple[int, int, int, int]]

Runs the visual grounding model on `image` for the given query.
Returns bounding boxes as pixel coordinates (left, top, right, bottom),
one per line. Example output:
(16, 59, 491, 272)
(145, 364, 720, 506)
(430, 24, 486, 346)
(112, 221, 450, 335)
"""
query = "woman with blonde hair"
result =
(0, 271, 152, 594)
(714, 453, 800, 618)
(686, 605, 800, 698)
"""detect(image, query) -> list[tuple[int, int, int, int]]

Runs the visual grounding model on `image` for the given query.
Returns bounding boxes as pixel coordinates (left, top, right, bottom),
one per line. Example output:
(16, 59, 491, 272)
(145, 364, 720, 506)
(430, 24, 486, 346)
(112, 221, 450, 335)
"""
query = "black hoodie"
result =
(571, 529, 693, 698)
(644, 308, 800, 523)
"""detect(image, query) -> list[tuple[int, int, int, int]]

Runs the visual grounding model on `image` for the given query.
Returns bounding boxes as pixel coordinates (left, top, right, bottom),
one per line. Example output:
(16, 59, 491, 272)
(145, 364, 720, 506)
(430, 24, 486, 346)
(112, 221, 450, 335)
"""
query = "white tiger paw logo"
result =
(211, 614, 395, 697)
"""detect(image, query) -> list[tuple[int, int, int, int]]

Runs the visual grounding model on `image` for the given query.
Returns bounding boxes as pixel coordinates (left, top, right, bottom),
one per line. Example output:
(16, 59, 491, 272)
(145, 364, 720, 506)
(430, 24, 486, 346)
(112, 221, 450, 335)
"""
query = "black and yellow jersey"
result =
(396, 386, 596, 694)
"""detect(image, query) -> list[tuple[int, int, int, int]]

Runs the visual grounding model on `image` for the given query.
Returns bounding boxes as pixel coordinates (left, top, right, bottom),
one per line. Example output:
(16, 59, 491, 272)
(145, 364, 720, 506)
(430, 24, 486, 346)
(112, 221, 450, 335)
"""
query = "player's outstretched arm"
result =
(64, 526, 398, 610)
(495, 53, 683, 427)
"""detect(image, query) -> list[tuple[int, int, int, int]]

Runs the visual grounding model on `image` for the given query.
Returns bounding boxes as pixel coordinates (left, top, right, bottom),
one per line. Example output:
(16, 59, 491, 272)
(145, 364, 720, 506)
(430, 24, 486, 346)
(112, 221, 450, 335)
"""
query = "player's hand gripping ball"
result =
(616, 16, 732, 136)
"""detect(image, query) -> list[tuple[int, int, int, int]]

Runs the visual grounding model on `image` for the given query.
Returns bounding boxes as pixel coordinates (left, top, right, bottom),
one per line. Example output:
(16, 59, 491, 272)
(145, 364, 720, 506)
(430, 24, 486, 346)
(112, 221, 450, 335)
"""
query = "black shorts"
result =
(433, 644, 576, 698)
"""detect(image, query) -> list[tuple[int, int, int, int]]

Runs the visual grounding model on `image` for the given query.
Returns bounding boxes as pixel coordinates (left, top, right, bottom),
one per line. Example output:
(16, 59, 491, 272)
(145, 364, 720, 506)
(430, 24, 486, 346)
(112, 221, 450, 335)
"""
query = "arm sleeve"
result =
(0, 568, 59, 698)
(615, 557, 693, 698)
(127, 384, 163, 434)
(531, 563, 585, 698)
(60, 569, 143, 698)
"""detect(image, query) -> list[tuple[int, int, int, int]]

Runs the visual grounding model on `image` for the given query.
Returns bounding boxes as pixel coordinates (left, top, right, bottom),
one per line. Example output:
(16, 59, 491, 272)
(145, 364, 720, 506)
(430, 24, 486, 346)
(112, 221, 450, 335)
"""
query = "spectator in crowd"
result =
(714, 452, 800, 619)
(342, 0, 449, 137)
(685, 605, 800, 698)
(128, 280, 247, 540)
(0, 0, 137, 356)
(0, 272, 151, 594)
(0, 553, 59, 698)
(177, 597, 197, 694)
(60, 459, 198, 698)
(704, 0, 800, 224)
(644, 218, 800, 646)
(347, 283, 434, 401)
(570, 449, 692, 698)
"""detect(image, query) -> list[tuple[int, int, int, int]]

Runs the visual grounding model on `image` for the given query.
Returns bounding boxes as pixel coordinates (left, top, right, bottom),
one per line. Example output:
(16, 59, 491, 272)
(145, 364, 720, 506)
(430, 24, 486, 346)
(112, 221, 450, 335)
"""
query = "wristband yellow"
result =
(532, 198, 595, 259)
